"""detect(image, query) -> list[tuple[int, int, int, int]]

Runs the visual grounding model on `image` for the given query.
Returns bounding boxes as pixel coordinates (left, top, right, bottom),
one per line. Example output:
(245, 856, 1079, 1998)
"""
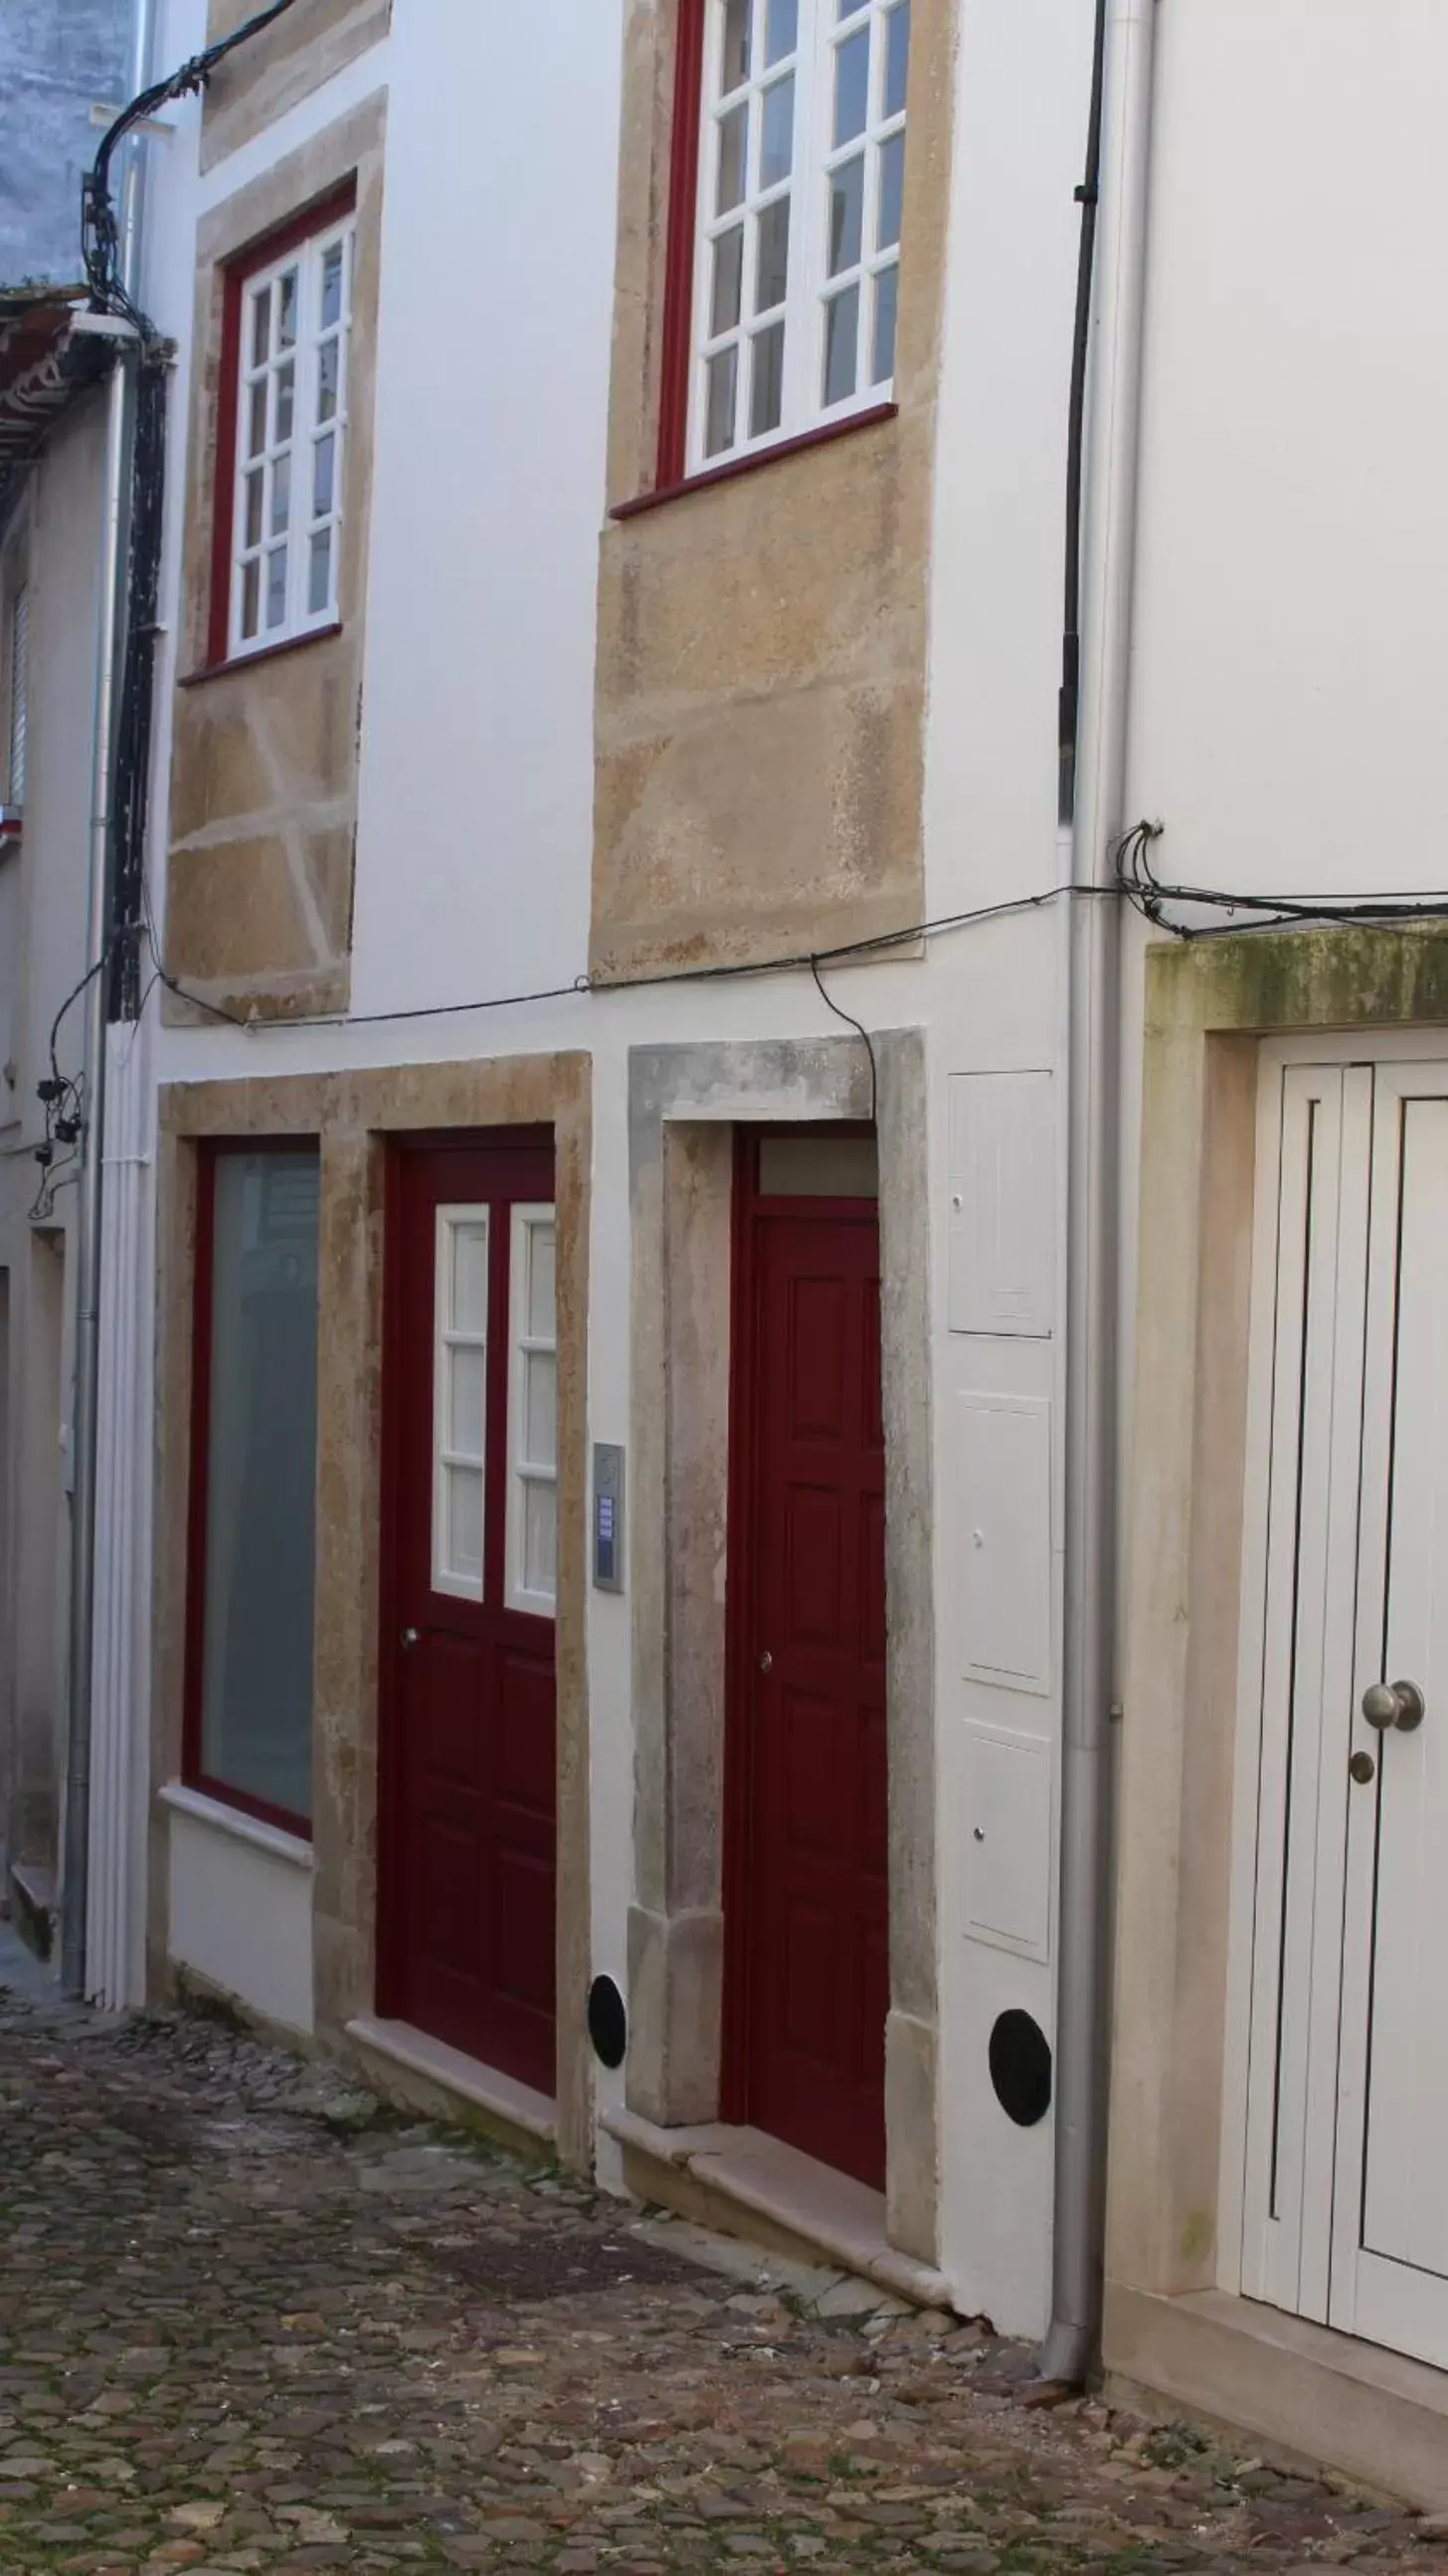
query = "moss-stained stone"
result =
(1148, 922, 1448, 1036)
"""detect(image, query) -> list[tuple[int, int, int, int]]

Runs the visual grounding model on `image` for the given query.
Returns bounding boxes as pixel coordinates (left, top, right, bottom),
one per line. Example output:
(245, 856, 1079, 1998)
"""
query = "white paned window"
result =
(433, 1206, 489, 1602)
(230, 215, 354, 657)
(6, 581, 27, 806)
(506, 1207, 558, 1619)
(691, 0, 909, 471)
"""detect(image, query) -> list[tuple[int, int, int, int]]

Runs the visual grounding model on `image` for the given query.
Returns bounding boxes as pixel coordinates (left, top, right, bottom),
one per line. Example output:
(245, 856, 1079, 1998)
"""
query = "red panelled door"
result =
(379, 1136, 557, 2096)
(727, 1157, 889, 2188)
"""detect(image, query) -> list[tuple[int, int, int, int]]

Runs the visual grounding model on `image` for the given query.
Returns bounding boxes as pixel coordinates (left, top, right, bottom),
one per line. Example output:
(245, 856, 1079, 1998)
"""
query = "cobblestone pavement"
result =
(0, 1978, 1444, 2576)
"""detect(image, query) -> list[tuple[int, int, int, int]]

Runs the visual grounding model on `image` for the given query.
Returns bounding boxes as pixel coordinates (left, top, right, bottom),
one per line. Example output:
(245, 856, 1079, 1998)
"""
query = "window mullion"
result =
(781, 0, 819, 431)
(287, 244, 311, 633)
(688, 8, 724, 476)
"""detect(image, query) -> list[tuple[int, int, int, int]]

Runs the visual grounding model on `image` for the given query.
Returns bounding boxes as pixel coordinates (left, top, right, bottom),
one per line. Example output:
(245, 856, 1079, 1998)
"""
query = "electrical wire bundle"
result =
(1115, 819, 1448, 941)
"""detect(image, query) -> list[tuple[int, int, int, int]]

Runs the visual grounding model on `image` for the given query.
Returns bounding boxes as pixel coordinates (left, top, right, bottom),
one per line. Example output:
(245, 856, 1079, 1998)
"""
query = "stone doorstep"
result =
(604, 2104, 955, 2313)
(8, 1862, 57, 1964)
(344, 2013, 557, 2161)
(1104, 2280, 1448, 2513)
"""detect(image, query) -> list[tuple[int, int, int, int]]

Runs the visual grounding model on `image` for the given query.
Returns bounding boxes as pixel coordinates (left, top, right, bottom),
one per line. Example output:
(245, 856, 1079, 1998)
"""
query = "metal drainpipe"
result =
(1041, 0, 1158, 2386)
(61, 0, 156, 2001)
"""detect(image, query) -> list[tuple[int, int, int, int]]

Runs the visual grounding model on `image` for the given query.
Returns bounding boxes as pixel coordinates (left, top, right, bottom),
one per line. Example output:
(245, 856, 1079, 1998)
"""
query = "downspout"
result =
(1041, 0, 1157, 2385)
(61, 0, 156, 2001)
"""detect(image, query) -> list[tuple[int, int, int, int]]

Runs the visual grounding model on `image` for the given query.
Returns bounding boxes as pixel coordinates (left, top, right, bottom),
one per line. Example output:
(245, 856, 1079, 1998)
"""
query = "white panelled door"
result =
(1239, 1053, 1448, 2371)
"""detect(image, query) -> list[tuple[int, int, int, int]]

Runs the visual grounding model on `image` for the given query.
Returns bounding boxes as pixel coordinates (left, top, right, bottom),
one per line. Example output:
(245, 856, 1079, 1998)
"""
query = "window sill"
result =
(612, 401, 899, 522)
(179, 619, 342, 688)
(161, 1779, 313, 1867)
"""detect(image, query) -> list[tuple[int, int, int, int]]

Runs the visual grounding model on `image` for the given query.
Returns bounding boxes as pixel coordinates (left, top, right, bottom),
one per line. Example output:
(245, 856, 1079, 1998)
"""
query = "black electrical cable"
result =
(154, 878, 1115, 1039)
(1059, 0, 1109, 826)
(1113, 822, 1448, 939)
(69, 0, 304, 1037)
(83, 0, 302, 325)
(810, 954, 878, 1123)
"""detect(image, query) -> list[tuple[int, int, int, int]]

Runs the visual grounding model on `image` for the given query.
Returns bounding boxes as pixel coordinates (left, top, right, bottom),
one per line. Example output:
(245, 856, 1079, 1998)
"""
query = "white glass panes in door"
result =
(507, 1208, 558, 1617)
(433, 1207, 489, 1600)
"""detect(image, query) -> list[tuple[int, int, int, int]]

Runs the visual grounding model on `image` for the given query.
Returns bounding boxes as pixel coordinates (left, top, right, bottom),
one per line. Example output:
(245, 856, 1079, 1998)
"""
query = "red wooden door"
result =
(378, 1135, 557, 2095)
(726, 1152, 889, 2188)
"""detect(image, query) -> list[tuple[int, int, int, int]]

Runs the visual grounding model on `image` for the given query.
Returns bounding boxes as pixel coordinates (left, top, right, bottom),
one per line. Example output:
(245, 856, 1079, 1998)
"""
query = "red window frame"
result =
(635, 2, 898, 517)
(182, 1136, 321, 1839)
(658, 0, 710, 490)
(205, 177, 358, 675)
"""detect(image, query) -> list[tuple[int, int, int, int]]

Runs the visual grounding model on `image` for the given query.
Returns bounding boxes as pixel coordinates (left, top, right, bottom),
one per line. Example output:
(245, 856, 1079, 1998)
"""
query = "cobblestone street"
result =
(0, 1975, 1444, 2576)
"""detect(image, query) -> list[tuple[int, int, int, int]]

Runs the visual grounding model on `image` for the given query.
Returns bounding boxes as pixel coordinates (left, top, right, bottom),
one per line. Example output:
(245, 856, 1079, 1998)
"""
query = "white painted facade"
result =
(77, 0, 1101, 2343)
(106, 0, 1104, 2345)
(1097, 0, 1448, 2484)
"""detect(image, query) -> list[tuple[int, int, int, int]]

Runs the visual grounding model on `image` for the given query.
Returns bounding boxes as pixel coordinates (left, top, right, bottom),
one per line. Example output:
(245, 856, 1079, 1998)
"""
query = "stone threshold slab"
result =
(346, 2014, 557, 2159)
(1105, 2281, 1448, 2511)
(605, 2104, 954, 2313)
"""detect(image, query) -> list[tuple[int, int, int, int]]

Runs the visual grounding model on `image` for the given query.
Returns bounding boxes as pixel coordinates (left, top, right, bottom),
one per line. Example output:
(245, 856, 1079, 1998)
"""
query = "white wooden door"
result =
(1239, 1064, 1371, 2319)
(1331, 1068, 1448, 2367)
(1238, 1054, 1448, 2369)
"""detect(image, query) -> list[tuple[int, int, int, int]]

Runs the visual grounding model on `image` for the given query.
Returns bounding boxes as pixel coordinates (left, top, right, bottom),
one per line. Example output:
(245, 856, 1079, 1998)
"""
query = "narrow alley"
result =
(0, 1968, 1442, 2576)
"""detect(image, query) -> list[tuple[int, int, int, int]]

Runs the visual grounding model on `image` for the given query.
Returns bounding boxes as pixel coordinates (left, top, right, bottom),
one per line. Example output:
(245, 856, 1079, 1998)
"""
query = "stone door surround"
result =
(623, 1031, 940, 2265)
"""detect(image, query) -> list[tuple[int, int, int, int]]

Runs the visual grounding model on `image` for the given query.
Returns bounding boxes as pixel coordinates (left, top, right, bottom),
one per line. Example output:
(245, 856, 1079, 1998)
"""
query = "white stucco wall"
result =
(164, 1786, 314, 2036)
(347, 5, 621, 1016)
(1125, 0, 1448, 901)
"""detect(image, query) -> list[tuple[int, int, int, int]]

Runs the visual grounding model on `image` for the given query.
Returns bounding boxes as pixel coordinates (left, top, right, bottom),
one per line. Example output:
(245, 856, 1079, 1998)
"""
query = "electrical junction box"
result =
(593, 1443, 625, 1592)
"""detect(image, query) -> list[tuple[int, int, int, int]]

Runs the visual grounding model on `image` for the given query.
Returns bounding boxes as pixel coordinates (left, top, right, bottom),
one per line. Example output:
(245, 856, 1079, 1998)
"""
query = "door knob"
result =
(758, 1649, 773, 1673)
(1361, 1678, 1425, 1733)
(401, 1627, 420, 1650)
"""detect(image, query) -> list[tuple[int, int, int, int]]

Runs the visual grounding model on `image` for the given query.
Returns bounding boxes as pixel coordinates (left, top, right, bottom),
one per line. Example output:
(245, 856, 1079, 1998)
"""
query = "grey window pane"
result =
(308, 528, 332, 615)
(704, 344, 738, 456)
(247, 378, 267, 459)
(266, 544, 287, 628)
(750, 320, 786, 436)
(271, 449, 290, 536)
(761, 73, 795, 186)
(241, 559, 260, 640)
(884, 0, 911, 115)
(274, 359, 294, 443)
(766, 0, 798, 63)
(877, 129, 905, 251)
(872, 261, 899, 383)
(277, 266, 297, 349)
(834, 24, 870, 141)
(320, 241, 344, 330)
(722, 0, 751, 90)
(312, 430, 335, 520)
(250, 285, 270, 368)
(823, 281, 859, 406)
(828, 153, 864, 274)
(711, 224, 744, 336)
(755, 194, 791, 311)
(837, 0, 868, 14)
(317, 338, 339, 425)
(199, 1149, 319, 1823)
(244, 469, 263, 550)
(717, 101, 748, 213)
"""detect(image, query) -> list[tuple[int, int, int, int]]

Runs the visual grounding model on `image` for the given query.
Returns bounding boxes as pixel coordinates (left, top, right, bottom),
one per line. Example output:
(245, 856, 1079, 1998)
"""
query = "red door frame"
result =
(374, 1125, 556, 2036)
(720, 1122, 885, 2133)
